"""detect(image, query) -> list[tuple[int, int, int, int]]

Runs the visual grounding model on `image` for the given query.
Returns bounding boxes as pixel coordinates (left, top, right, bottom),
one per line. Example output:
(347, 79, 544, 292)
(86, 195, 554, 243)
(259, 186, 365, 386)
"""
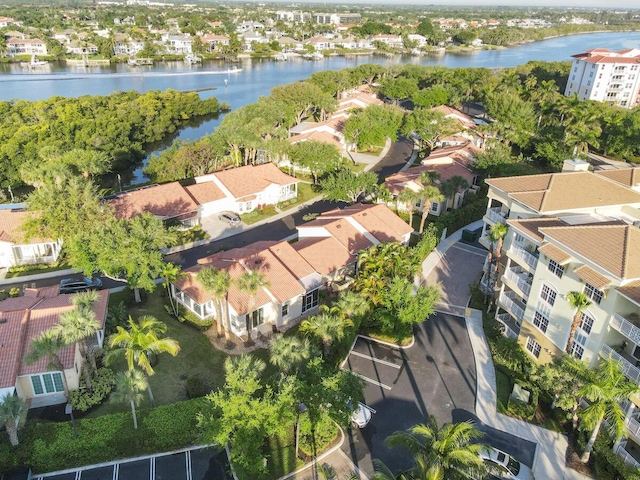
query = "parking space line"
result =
(150, 457, 155, 480)
(113, 463, 119, 480)
(450, 243, 487, 257)
(351, 371, 392, 390)
(76, 471, 81, 480)
(186, 450, 192, 480)
(350, 350, 401, 369)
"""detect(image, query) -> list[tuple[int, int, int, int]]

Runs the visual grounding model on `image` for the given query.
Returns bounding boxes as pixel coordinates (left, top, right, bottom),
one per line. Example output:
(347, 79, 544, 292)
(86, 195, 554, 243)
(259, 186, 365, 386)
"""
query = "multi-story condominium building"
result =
(275, 11, 311, 23)
(564, 48, 640, 109)
(480, 159, 640, 467)
(312, 13, 361, 25)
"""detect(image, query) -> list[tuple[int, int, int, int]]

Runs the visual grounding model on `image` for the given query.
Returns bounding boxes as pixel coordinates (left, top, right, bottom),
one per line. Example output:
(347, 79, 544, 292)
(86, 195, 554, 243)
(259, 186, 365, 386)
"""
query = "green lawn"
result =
(240, 183, 320, 225)
(495, 367, 512, 413)
(172, 225, 210, 246)
(85, 290, 229, 417)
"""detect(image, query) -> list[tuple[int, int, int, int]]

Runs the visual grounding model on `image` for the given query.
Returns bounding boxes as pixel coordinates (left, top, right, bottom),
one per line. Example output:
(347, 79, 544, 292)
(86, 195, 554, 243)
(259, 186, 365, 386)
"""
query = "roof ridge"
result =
(13, 310, 31, 387)
(622, 225, 631, 279)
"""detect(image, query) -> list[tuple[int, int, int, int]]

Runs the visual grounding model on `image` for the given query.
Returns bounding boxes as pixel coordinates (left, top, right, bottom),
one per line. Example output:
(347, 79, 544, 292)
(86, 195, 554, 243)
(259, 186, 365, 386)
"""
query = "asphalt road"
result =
(1, 136, 413, 292)
(341, 313, 535, 476)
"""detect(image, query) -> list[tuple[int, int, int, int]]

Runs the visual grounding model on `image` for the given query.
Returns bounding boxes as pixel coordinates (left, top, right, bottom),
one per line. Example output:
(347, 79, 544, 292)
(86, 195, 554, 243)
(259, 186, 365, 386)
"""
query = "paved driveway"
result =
(341, 313, 477, 474)
(34, 446, 229, 480)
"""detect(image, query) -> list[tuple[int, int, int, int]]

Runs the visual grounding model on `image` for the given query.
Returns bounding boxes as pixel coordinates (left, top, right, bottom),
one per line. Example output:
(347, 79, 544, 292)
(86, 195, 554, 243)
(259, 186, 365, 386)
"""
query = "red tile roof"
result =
(185, 181, 226, 204)
(431, 105, 477, 130)
(293, 236, 356, 275)
(0, 208, 52, 244)
(109, 183, 199, 220)
(213, 164, 298, 200)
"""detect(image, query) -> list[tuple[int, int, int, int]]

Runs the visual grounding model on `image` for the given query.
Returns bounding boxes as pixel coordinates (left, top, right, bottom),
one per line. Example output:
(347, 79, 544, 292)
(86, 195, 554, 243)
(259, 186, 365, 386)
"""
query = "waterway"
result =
(1, 30, 639, 185)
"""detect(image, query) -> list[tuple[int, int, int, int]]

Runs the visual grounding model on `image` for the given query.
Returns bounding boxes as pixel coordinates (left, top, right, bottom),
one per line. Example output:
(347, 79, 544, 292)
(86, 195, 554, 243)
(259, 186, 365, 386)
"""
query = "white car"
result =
(350, 402, 375, 428)
(479, 447, 534, 480)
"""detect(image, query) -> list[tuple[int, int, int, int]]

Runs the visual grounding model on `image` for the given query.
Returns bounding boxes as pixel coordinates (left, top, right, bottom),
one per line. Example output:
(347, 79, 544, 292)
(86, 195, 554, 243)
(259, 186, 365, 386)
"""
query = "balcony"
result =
(502, 267, 532, 298)
(507, 245, 538, 271)
(600, 344, 640, 384)
(485, 207, 507, 224)
(499, 291, 525, 321)
(627, 416, 640, 444)
(610, 313, 640, 345)
(616, 442, 640, 469)
(496, 312, 520, 339)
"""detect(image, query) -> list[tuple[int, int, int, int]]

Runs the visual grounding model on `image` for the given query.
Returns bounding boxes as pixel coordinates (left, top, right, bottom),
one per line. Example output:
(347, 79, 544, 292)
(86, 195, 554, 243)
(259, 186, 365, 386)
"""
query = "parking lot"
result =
(32, 446, 229, 480)
(341, 313, 535, 476)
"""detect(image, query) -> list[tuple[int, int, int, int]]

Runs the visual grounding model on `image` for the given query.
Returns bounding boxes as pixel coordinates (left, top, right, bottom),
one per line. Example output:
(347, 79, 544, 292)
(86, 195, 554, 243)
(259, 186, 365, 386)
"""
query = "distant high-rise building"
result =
(564, 48, 640, 109)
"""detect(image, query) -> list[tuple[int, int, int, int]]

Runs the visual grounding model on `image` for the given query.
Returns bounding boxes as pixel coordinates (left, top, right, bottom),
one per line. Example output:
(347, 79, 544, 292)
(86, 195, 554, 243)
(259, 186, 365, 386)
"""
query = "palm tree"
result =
(485, 222, 508, 305)
(106, 315, 180, 406)
(52, 293, 101, 391)
(161, 262, 183, 318)
(300, 312, 354, 359)
(385, 416, 488, 480)
(579, 358, 640, 462)
(269, 335, 311, 373)
(332, 290, 371, 321)
(25, 330, 71, 401)
(111, 369, 148, 430)
(416, 171, 445, 234)
(439, 175, 469, 211)
(565, 291, 593, 354)
(373, 458, 442, 480)
(197, 266, 232, 339)
(236, 269, 270, 342)
(0, 394, 25, 446)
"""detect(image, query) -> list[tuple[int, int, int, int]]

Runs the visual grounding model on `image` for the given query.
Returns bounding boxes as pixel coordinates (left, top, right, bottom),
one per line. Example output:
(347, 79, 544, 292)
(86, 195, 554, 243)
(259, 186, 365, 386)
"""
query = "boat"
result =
(302, 52, 324, 60)
(184, 53, 202, 65)
(20, 53, 47, 68)
(226, 66, 243, 73)
(274, 52, 288, 61)
(127, 57, 153, 66)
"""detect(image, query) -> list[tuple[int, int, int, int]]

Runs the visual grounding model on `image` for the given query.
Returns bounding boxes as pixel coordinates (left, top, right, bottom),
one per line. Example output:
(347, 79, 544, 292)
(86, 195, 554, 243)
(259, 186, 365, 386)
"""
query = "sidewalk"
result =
(419, 222, 592, 480)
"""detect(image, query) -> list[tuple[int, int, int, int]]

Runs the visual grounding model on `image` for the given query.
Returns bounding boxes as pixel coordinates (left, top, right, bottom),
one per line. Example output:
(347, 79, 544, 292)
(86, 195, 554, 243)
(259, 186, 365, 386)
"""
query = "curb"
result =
(0, 268, 76, 286)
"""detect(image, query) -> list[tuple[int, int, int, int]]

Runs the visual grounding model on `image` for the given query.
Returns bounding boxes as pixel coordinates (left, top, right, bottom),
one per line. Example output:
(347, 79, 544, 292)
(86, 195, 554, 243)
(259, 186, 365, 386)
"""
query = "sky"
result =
(282, 0, 639, 7)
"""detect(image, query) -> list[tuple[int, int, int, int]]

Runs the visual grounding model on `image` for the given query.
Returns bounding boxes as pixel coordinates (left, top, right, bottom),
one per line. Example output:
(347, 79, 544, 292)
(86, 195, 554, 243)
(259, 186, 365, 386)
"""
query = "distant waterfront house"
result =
(171, 203, 412, 339)
(199, 34, 230, 52)
(0, 286, 109, 408)
(430, 105, 486, 148)
(161, 33, 193, 54)
(6, 37, 47, 57)
(108, 164, 299, 223)
(0, 206, 63, 270)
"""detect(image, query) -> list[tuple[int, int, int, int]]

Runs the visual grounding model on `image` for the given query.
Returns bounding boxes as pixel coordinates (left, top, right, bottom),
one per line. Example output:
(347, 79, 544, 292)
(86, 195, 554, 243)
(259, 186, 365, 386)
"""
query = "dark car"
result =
(59, 277, 103, 294)
(219, 211, 241, 226)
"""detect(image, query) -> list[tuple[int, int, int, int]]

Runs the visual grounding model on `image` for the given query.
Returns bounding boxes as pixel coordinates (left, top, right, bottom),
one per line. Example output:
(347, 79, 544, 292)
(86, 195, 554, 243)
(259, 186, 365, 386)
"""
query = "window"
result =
(247, 308, 264, 329)
(302, 289, 319, 313)
(584, 283, 603, 305)
(540, 284, 557, 306)
(547, 259, 564, 278)
(532, 310, 549, 333)
(430, 202, 439, 213)
(514, 233, 525, 246)
(526, 338, 541, 359)
(281, 302, 289, 317)
(570, 342, 585, 360)
(578, 311, 594, 334)
(31, 372, 64, 396)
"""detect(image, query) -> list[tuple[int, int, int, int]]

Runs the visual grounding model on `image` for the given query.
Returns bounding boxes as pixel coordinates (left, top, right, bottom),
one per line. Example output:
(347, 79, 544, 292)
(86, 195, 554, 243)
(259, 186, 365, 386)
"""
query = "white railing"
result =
(499, 291, 525, 321)
(627, 416, 640, 442)
(504, 268, 532, 297)
(616, 443, 640, 468)
(610, 313, 640, 345)
(486, 207, 506, 224)
(600, 344, 640, 384)
(508, 245, 538, 270)
(496, 313, 519, 339)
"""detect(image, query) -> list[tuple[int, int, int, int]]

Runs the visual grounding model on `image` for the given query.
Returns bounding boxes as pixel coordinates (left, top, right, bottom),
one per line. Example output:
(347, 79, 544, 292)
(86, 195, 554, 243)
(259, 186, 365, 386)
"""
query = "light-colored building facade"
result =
(564, 48, 640, 109)
(6, 38, 47, 57)
(480, 160, 640, 467)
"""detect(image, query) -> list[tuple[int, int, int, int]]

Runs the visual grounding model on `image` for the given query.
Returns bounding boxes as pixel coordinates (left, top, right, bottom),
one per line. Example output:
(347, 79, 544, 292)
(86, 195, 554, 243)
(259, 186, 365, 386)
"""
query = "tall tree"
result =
(579, 358, 640, 462)
(486, 222, 509, 304)
(270, 82, 337, 125)
(106, 315, 180, 406)
(111, 369, 148, 430)
(236, 270, 270, 342)
(0, 394, 25, 447)
(161, 262, 183, 318)
(385, 417, 488, 480)
(439, 175, 469, 211)
(52, 292, 101, 391)
(197, 266, 232, 339)
(269, 335, 312, 374)
(300, 312, 353, 359)
(565, 291, 593, 354)
(25, 330, 71, 401)
(319, 169, 379, 204)
(288, 140, 343, 184)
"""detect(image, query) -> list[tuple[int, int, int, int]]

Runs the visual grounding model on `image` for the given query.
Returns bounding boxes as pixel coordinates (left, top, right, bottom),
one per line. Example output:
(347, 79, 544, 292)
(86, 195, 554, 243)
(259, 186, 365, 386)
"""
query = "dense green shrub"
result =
(506, 385, 538, 421)
(69, 367, 116, 412)
(591, 432, 640, 480)
(186, 375, 210, 399)
(0, 397, 208, 474)
(434, 193, 487, 238)
(297, 413, 338, 457)
(178, 309, 214, 331)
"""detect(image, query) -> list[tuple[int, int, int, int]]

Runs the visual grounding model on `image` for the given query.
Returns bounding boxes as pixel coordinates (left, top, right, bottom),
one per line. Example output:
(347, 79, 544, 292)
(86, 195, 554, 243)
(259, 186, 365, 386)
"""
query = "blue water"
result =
(1, 30, 638, 184)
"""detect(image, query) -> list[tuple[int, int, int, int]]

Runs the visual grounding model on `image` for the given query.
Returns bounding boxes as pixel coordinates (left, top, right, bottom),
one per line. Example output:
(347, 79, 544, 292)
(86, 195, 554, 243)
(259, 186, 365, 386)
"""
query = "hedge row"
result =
(434, 193, 487, 238)
(0, 397, 207, 474)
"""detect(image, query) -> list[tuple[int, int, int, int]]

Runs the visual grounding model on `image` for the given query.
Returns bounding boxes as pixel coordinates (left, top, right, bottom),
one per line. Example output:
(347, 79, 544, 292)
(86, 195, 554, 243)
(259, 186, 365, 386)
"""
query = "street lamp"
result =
(65, 403, 78, 438)
(295, 402, 307, 459)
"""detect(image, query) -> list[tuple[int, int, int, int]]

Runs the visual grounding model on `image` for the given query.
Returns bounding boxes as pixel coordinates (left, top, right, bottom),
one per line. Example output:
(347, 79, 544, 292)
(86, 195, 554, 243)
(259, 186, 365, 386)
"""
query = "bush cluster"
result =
(178, 309, 214, 331)
(433, 193, 487, 238)
(69, 368, 116, 412)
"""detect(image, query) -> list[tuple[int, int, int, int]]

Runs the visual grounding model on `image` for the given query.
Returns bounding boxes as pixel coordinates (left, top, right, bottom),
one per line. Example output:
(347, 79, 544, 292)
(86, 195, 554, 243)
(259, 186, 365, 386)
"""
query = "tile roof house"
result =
(171, 204, 411, 339)
(0, 206, 63, 270)
(6, 37, 47, 56)
(430, 105, 486, 148)
(107, 163, 299, 223)
(0, 287, 109, 408)
(383, 143, 479, 216)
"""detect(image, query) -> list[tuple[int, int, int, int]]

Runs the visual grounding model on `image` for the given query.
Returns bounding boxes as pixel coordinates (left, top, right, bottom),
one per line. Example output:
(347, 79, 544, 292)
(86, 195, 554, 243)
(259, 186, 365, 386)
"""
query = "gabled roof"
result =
(212, 164, 298, 200)
(486, 171, 640, 214)
(595, 168, 640, 188)
(109, 183, 199, 220)
(0, 208, 51, 245)
(293, 236, 356, 275)
(507, 217, 567, 243)
(539, 224, 640, 280)
(0, 288, 109, 389)
(431, 105, 477, 130)
(184, 181, 226, 204)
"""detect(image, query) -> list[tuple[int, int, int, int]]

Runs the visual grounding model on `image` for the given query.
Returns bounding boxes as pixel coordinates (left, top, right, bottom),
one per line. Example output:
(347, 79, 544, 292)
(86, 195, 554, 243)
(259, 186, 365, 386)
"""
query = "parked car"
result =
(479, 447, 534, 480)
(219, 211, 241, 226)
(350, 401, 375, 428)
(60, 277, 103, 294)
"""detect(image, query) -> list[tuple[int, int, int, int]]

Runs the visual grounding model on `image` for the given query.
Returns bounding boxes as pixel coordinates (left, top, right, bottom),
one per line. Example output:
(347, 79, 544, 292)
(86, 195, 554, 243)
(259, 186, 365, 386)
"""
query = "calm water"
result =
(1, 30, 639, 185)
